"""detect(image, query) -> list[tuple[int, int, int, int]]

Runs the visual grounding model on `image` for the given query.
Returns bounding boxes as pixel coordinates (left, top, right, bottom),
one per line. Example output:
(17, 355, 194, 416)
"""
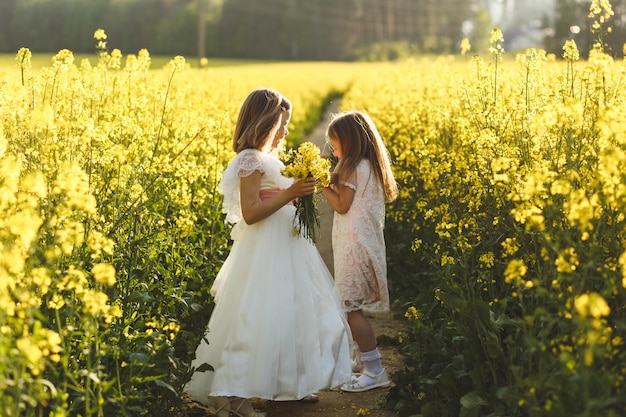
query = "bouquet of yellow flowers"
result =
(281, 141, 331, 243)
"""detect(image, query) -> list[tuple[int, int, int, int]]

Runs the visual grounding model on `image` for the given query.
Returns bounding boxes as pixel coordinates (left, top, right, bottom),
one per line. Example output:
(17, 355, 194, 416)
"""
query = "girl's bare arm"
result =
(322, 180, 355, 214)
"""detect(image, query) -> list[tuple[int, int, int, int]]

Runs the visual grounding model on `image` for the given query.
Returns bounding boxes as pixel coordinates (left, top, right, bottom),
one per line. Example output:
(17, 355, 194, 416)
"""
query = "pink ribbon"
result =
(259, 188, 293, 205)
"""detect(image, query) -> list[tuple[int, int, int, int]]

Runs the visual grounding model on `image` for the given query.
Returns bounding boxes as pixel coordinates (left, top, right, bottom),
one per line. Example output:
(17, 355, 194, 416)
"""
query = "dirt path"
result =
(256, 99, 404, 417)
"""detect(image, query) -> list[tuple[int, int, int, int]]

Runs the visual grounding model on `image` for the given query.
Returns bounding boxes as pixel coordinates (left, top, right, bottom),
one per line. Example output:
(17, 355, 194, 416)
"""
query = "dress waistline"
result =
(259, 188, 293, 205)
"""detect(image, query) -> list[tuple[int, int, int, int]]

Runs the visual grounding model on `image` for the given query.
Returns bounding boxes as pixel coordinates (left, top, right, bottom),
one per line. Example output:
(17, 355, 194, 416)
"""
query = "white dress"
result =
(332, 159, 390, 313)
(185, 149, 352, 404)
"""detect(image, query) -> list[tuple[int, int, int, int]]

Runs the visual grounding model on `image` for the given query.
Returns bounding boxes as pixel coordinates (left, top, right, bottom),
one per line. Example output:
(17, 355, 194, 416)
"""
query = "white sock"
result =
(355, 348, 383, 385)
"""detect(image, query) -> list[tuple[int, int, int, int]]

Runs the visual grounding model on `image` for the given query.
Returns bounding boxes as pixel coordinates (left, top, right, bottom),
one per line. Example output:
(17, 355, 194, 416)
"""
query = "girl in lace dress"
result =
(321, 110, 398, 392)
(185, 88, 352, 417)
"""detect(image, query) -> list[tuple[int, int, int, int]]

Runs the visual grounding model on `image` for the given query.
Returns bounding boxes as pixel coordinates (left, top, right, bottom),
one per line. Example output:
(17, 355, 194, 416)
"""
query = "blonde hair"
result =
(232, 88, 292, 153)
(327, 110, 398, 202)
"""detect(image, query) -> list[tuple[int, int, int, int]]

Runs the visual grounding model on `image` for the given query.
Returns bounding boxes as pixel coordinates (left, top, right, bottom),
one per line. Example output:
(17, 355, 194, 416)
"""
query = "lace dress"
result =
(332, 159, 390, 313)
(184, 149, 352, 404)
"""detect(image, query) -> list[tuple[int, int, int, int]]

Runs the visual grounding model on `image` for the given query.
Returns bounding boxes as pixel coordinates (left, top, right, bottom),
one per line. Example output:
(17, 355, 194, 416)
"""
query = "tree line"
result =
(0, 0, 624, 62)
(0, 0, 481, 60)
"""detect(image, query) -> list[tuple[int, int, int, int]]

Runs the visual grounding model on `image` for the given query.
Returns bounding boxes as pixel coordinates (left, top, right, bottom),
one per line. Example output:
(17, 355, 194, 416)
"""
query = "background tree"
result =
(469, 4, 493, 54)
(0, 0, 18, 51)
(546, 0, 626, 58)
(4, 0, 623, 61)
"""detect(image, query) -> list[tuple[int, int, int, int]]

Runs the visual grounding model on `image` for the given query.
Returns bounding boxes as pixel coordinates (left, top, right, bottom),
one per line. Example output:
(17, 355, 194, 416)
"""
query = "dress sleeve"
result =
(342, 164, 361, 191)
(218, 150, 264, 224)
(342, 181, 357, 191)
(237, 151, 265, 177)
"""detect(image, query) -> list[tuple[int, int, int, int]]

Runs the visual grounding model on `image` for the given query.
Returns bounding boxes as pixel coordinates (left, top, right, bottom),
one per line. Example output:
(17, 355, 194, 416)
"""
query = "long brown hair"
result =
(232, 88, 292, 153)
(327, 110, 398, 202)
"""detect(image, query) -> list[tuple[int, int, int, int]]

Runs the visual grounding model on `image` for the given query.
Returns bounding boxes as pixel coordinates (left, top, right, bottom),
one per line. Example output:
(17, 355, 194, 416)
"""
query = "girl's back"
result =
(332, 158, 389, 313)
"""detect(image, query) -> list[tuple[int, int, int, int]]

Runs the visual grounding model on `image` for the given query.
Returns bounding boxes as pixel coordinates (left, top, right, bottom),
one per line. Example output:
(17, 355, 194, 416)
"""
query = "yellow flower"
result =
(574, 292, 610, 318)
(47, 294, 66, 310)
(108, 49, 122, 70)
(460, 38, 471, 56)
(92, 263, 116, 286)
(15, 47, 32, 71)
(504, 259, 527, 284)
(441, 255, 455, 266)
(281, 141, 331, 186)
(88, 230, 115, 260)
(489, 28, 504, 45)
(93, 29, 107, 41)
(588, 0, 614, 33)
(555, 247, 579, 273)
(280, 142, 331, 242)
(404, 306, 419, 320)
(489, 28, 505, 55)
(562, 40, 580, 62)
(501, 237, 520, 257)
(17, 336, 43, 364)
(81, 289, 111, 316)
(30, 268, 52, 295)
(479, 252, 495, 269)
(167, 56, 187, 73)
(51, 49, 74, 68)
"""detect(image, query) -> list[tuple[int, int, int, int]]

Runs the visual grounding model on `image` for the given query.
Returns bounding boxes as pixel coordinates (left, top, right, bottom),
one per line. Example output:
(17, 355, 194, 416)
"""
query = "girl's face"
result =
(271, 109, 291, 150)
(328, 136, 343, 159)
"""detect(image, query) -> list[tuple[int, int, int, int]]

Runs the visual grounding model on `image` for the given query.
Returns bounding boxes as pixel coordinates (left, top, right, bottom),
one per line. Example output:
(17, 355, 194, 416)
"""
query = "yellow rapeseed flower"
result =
(588, 0, 614, 32)
(562, 40, 580, 62)
(564, 190, 599, 235)
(280, 142, 331, 242)
(167, 56, 187, 73)
(460, 38, 471, 56)
(92, 263, 116, 286)
(51, 49, 74, 68)
(15, 47, 31, 71)
(108, 49, 122, 70)
(30, 268, 52, 295)
(88, 230, 115, 260)
(574, 292, 610, 318)
(17, 336, 43, 364)
(281, 141, 331, 185)
(504, 259, 527, 284)
(501, 237, 520, 257)
(81, 289, 110, 316)
(404, 306, 419, 320)
(555, 247, 579, 273)
(441, 255, 455, 266)
(619, 251, 626, 288)
(489, 28, 505, 56)
(93, 29, 107, 41)
(47, 294, 66, 310)
(479, 252, 495, 269)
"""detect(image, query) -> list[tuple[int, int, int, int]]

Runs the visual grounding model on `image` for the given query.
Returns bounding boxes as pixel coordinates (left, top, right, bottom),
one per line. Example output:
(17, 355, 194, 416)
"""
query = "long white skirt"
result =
(184, 205, 352, 404)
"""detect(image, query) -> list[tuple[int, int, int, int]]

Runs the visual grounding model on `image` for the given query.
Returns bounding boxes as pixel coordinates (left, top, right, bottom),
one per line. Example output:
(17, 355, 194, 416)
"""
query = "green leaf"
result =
(194, 363, 214, 373)
(460, 391, 488, 409)
(154, 379, 178, 395)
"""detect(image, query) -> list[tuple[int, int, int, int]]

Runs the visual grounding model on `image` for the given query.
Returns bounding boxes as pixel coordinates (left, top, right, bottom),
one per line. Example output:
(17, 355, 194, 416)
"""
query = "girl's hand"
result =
(289, 177, 316, 198)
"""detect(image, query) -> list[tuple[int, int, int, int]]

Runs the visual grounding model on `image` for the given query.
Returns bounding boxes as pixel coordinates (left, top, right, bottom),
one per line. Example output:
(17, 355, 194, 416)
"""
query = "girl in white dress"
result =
(321, 110, 398, 393)
(184, 88, 352, 417)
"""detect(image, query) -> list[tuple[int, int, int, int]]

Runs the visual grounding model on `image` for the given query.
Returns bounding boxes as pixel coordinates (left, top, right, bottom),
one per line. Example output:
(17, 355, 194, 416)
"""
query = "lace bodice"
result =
(219, 149, 293, 224)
